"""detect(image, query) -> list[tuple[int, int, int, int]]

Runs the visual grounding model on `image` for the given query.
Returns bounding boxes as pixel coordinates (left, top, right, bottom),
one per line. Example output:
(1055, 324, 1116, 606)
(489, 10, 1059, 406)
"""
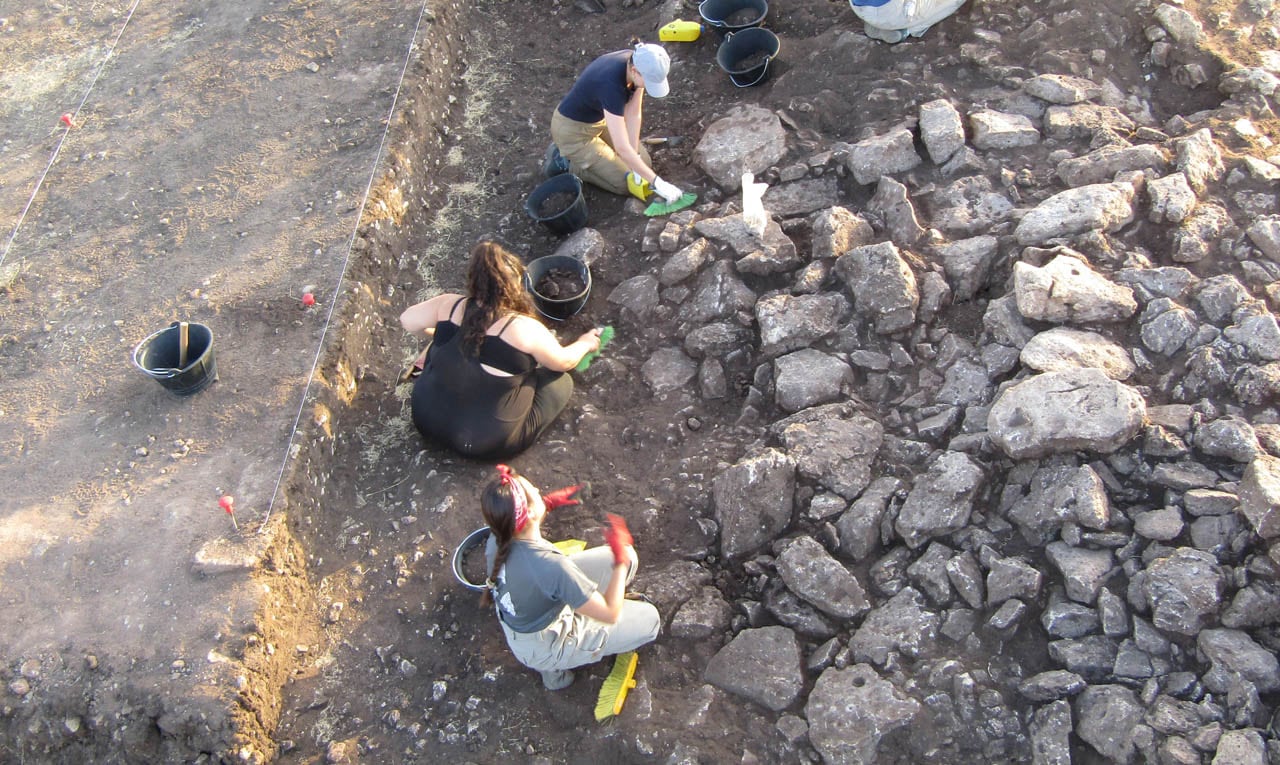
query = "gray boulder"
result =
(778, 409, 884, 500)
(988, 368, 1146, 459)
(1238, 455, 1280, 539)
(844, 127, 922, 186)
(1075, 685, 1144, 764)
(1212, 728, 1267, 765)
(1056, 144, 1170, 188)
(763, 177, 840, 218)
(806, 664, 920, 765)
(712, 449, 796, 559)
(777, 536, 871, 620)
(1198, 628, 1280, 694)
(1025, 73, 1101, 104)
(693, 105, 788, 191)
(919, 99, 965, 164)
(868, 176, 925, 247)
(670, 586, 733, 640)
(1173, 128, 1224, 194)
(1045, 542, 1115, 604)
(1172, 204, 1235, 263)
(1138, 298, 1198, 356)
(1020, 327, 1135, 380)
(1030, 700, 1073, 765)
(1147, 172, 1197, 223)
(937, 235, 997, 303)
(970, 109, 1040, 150)
(1246, 215, 1280, 262)
(1013, 252, 1138, 324)
(895, 451, 985, 548)
(704, 626, 804, 711)
(1194, 416, 1260, 462)
(1136, 548, 1225, 636)
(660, 237, 713, 286)
(835, 241, 919, 334)
(812, 206, 875, 260)
(836, 477, 901, 562)
(773, 349, 854, 412)
(1044, 103, 1134, 140)
(931, 175, 1015, 237)
(848, 586, 939, 667)
(1014, 182, 1135, 245)
(641, 347, 698, 394)
(756, 292, 849, 357)
(678, 260, 757, 323)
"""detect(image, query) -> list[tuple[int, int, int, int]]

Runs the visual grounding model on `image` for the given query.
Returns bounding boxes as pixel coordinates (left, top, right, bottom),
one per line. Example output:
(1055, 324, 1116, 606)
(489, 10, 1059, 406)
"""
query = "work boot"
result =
(540, 668, 575, 690)
(543, 143, 570, 178)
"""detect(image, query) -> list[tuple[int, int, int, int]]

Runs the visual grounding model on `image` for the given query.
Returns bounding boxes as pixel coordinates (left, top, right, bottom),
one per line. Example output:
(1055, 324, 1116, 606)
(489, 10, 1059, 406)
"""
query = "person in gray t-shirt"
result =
(480, 465, 660, 690)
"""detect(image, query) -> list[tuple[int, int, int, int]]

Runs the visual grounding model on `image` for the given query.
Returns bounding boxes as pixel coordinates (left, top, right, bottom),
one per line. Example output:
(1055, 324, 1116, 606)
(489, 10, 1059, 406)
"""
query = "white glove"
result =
(652, 176, 683, 204)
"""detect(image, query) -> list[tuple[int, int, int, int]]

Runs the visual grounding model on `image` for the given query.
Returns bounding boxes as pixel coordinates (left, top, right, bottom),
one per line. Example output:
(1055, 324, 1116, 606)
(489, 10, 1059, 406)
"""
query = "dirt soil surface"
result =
(1, 0, 1276, 763)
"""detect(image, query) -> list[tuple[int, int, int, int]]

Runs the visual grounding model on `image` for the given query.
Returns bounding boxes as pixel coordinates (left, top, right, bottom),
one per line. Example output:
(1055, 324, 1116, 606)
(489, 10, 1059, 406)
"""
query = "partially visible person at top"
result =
(398, 241, 601, 460)
(548, 39, 686, 205)
(848, 0, 968, 43)
(480, 465, 660, 690)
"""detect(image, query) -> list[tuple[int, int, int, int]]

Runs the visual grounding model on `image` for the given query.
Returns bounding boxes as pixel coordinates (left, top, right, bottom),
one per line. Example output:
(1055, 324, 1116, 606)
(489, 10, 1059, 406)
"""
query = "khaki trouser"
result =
(499, 545, 660, 673)
(550, 109, 652, 196)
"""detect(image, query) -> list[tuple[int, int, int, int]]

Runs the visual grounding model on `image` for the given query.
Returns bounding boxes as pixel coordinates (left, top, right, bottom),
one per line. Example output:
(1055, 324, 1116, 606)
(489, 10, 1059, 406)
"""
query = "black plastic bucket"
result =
(699, 0, 768, 35)
(132, 321, 218, 395)
(717, 27, 780, 88)
(452, 527, 491, 593)
(525, 173, 588, 235)
(525, 254, 592, 321)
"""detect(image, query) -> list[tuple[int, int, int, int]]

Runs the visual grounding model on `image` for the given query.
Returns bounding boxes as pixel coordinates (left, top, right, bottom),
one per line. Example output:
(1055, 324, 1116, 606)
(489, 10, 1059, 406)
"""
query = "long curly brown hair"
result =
(460, 241, 536, 354)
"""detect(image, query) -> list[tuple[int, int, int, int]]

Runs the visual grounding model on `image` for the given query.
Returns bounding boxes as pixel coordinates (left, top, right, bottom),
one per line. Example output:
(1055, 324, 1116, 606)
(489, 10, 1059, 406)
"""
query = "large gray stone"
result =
(1147, 172, 1197, 224)
(806, 664, 920, 765)
(670, 586, 733, 640)
(1173, 128, 1224, 194)
(895, 451, 985, 548)
(836, 477, 901, 562)
(1020, 327, 1135, 380)
(1198, 628, 1280, 694)
(988, 369, 1146, 459)
(764, 177, 840, 218)
(757, 292, 849, 357)
(1056, 144, 1170, 188)
(971, 109, 1040, 150)
(779, 410, 884, 500)
(1212, 728, 1267, 765)
(1238, 455, 1280, 539)
(1044, 104, 1135, 140)
(868, 176, 925, 247)
(678, 260, 757, 323)
(1246, 215, 1280, 262)
(835, 241, 919, 334)
(1014, 182, 1136, 245)
(1137, 548, 1225, 635)
(931, 175, 1015, 237)
(844, 127, 922, 186)
(1223, 307, 1280, 362)
(938, 235, 997, 303)
(694, 105, 789, 191)
(1046, 542, 1115, 604)
(1194, 416, 1260, 463)
(1030, 699, 1073, 765)
(919, 99, 965, 164)
(1025, 73, 1101, 104)
(712, 449, 796, 559)
(1173, 204, 1234, 263)
(778, 536, 871, 620)
(1075, 685, 1144, 764)
(1013, 252, 1138, 324)
(704, 626, 804, 711)
(812, 206, 875, 260)
(1138, 298, 1198, 356)
(1155, 3, 1203, 44)
(641, 347, 697, 394)
(774, 349, 854, 412)
(848, 587, 939, 667)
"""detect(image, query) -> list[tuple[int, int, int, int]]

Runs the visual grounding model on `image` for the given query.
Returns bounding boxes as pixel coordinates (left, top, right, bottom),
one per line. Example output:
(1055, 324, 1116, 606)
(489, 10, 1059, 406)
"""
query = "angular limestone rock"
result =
(988, 369, 1146, 459)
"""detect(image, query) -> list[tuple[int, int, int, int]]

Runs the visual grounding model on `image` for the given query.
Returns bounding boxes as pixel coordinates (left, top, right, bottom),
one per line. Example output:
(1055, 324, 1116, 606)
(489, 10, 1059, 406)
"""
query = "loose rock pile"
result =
(549, 5, 1280, 761)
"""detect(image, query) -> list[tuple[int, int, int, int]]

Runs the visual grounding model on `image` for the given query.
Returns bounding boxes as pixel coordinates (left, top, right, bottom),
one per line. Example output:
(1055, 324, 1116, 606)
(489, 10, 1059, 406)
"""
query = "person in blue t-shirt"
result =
(549, 39, 685, 205)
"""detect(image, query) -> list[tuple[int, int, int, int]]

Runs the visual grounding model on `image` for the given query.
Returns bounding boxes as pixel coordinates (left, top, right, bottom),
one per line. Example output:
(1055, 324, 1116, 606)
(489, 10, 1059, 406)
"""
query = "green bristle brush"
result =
(574, 325, 615, 372)
(644, 191, 697, 217)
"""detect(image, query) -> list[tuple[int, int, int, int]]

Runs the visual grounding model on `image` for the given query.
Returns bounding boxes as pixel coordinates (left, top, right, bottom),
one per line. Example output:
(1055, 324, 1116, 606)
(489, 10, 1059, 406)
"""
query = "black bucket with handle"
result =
(132, 321, 218, 396)
(525, 254, 592, 321)
(699, 0, 768, 36)
(716, 27, 780, 88)
(525, 173, 588, 235)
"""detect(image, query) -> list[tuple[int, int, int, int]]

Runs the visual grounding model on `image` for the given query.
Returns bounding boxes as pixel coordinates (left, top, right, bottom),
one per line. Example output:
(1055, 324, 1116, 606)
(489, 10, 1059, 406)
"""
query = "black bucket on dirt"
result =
(132, 321, 218, 396)
(452, 527, 491, 593)
(525, 254, 592, 321)
(716, 27, 780, 88)
(525, 173, 588, 235)
(699, 0, 768, 35)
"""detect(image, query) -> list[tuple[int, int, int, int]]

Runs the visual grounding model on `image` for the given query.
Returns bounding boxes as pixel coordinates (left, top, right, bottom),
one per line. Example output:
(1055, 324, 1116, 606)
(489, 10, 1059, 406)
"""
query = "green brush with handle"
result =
(574, 325, 615, 372)
(645, 176, 697, 217)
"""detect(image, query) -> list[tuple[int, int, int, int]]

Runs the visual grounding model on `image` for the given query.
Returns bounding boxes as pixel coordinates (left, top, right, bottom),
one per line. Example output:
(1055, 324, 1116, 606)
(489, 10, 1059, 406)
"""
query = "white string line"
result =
(258, 0, 434, 531)
(0, 0, 143, 269)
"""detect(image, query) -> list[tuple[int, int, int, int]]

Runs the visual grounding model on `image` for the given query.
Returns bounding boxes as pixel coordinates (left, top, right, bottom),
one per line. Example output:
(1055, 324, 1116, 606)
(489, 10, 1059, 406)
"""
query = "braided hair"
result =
(460, 241, 536, 355)
(479, 474, 523, 607)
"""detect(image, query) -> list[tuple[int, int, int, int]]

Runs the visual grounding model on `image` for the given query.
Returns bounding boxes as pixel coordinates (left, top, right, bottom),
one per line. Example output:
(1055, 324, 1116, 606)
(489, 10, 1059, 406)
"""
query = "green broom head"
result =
(594, 651, 638, 722)
(644, 191, 697, 217)
(574, 325, 615, 372)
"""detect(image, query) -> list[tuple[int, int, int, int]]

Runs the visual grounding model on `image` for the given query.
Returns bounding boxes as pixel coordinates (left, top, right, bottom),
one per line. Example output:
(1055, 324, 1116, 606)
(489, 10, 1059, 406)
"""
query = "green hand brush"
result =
(574, 325, 615, 372)
(594, 651, 638, 722)
(644, 191, 697, 217)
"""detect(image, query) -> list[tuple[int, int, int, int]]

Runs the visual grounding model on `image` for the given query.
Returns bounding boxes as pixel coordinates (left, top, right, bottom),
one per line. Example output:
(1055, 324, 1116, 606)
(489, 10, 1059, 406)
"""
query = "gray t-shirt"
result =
(487, 538, 596, 633)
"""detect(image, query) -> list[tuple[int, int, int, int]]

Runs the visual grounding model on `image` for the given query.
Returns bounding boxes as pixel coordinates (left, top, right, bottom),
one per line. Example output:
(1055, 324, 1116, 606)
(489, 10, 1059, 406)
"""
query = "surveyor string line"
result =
(0, 0, 144, 269)
(258, 0, 433, 531)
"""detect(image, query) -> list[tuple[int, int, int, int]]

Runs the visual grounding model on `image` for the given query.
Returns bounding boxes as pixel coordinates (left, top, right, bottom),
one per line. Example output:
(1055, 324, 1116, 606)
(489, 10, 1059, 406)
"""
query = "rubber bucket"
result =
(699, 0, 768, 35)
(717, 27, 780, 88)
(525, 254, 592, 321)
(525, 173, 588, 235)
(132, 321, 218, 396)
(452, 527, 491, 593)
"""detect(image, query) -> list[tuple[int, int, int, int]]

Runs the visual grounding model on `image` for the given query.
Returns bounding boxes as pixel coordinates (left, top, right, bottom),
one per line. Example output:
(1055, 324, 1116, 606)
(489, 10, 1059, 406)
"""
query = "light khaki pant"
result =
(551, 109, 652, 196)
(499, 545, 660, 673)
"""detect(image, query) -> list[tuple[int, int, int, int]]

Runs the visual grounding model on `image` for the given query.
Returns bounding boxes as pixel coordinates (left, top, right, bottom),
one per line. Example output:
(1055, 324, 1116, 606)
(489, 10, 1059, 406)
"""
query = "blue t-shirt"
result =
(488, 538, 596, 633)
(556, 50, 635, 124)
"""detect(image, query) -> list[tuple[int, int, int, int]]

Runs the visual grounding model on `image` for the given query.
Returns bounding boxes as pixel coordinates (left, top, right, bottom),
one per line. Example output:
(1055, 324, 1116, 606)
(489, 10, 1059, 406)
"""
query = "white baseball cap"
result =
(632, 43, 671, 98)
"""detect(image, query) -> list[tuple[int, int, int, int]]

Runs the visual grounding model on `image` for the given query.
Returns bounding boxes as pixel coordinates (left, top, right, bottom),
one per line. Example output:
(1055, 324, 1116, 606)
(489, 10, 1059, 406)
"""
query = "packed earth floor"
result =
(3, 0, 1280, 763)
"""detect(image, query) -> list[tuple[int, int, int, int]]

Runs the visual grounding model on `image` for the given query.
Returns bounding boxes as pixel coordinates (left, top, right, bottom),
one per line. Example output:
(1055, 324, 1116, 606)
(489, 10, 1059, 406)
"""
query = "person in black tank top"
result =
(399, 242, 602, 460)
